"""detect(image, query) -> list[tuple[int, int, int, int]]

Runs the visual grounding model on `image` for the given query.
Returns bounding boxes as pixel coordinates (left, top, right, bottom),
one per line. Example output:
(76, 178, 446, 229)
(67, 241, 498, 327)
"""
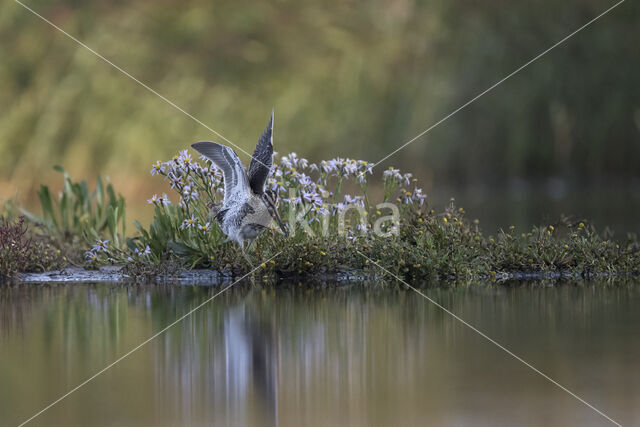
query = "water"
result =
(1, 280, 639, 426)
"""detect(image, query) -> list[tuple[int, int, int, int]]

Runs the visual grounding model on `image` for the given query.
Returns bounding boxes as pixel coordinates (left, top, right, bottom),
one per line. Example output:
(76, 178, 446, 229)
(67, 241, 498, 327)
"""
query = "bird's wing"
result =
(247, 112, 274, 195)
(191, 141, 249, 202)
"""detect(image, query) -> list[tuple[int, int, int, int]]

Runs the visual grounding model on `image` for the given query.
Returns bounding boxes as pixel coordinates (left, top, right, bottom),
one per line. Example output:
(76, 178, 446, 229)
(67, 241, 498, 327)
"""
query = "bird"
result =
(191, 112, 288, 251)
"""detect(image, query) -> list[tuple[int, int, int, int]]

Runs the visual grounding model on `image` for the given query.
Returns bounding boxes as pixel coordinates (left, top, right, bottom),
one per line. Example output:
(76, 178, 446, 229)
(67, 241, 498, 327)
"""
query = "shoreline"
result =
(13, 266, 640, 286)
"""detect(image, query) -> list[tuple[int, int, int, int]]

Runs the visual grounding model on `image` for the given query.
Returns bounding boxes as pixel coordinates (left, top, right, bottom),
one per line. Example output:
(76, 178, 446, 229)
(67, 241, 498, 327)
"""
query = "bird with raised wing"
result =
(191, 112, 288, 250)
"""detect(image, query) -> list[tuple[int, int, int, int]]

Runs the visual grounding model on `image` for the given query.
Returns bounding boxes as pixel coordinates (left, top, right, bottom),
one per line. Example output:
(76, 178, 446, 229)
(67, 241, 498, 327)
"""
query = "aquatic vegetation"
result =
(0, 216, 62, 279)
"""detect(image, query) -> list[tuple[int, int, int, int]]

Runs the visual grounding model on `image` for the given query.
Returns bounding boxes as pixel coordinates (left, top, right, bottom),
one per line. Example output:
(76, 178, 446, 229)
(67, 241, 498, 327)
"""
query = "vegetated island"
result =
(2, 153, 639, 284)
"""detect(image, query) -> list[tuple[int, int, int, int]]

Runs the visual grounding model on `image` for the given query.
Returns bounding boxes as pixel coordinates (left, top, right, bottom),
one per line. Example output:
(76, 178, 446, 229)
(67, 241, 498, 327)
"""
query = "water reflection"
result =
(1, 281, 639, 426)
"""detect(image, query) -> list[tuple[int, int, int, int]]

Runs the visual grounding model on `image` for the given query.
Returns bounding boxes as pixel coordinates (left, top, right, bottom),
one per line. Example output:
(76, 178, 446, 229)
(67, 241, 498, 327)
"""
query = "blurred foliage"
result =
(1, 0, 639, 212)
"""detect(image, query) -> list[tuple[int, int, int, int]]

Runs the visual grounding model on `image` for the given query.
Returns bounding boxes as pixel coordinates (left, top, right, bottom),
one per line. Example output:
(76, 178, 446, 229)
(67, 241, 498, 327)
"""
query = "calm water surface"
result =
(1, 280, 639, 426)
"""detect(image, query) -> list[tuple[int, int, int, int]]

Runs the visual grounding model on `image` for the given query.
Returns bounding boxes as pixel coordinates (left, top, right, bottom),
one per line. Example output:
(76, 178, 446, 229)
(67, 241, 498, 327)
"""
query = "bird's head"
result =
(262, 190, 288, 237)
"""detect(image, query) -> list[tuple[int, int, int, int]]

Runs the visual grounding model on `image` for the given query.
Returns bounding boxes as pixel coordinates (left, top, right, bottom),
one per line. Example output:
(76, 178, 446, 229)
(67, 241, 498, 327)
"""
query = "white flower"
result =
(320, 160, 337, 174)
(402, 191, 413, 204)
(343, 159, 358, 177)
(150, 161, 165, 176)
(331, 202, 347, 214)
(282, 195, 302, 205)
(91, 239, 109, 252)
(412, 188, 427, 205)
(177, 149, 192, 166)
(181, 183, 199, 202)
(180, 215, 198, 229)
(298, 173, 313, 187)
(314, 205, 330, 216)
(302, 189, 323, 207)
(344, 195, 364, 207)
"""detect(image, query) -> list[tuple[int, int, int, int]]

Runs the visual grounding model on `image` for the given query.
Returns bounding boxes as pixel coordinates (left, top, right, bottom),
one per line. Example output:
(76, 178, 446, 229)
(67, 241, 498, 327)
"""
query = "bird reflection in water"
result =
(153, 293, 281, 426)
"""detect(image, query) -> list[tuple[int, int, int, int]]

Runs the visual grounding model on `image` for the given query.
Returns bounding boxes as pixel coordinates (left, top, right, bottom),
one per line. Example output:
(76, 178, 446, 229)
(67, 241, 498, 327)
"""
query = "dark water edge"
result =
(13, 266, 640, 286)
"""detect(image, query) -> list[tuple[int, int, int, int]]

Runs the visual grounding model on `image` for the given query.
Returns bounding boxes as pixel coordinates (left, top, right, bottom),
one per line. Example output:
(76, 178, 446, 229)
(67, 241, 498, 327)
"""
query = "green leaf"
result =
(168, 240, 197, 256)
(96, 175, 105, 216)
(37, 185, 58, 230)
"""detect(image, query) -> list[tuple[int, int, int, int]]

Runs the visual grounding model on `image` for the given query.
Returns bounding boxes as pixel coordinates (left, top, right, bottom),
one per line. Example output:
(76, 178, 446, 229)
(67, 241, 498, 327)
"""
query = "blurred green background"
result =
(1, 0, 638, 229)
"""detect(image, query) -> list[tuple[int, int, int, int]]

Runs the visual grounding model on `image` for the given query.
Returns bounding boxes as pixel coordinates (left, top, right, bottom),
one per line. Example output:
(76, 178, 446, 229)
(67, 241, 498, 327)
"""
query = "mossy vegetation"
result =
(4, 152, 638, 283)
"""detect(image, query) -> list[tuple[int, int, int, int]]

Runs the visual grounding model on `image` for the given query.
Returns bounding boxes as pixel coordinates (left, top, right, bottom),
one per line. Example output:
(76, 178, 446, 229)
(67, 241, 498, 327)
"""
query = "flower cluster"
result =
(383, 166, 426, 205)
(144, 149, 428, 241)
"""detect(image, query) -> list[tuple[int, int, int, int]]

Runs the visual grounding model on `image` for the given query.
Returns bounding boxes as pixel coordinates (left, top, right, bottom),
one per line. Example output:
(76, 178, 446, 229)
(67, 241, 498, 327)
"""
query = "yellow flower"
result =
(418, 218, 423, 223)
(376, 210, 381, 215)
(578, 222, 585, 229)
(564, 244, 569, 249)
(549, 225, 555, 231)
(320, 251, 326, 256)
(443, 217, 448, 223)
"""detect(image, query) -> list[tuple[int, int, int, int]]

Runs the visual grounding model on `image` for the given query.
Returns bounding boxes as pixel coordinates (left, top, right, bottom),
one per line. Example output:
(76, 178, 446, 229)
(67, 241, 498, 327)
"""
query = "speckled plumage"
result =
(191, 112, 288, 247)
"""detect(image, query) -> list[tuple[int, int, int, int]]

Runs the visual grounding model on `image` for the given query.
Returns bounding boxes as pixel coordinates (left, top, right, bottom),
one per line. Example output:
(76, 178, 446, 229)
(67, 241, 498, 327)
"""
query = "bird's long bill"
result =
(265, 198, 289, 237)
